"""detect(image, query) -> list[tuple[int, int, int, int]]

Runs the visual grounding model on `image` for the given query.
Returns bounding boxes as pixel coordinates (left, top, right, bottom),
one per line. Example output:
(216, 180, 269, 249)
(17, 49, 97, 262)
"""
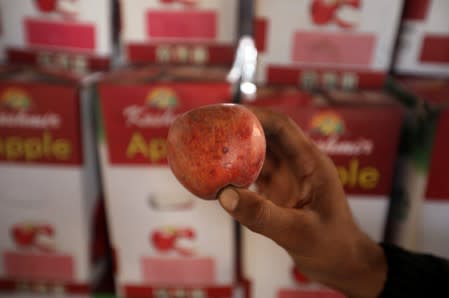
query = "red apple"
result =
(35, 0, 58, 12)
(310, 0, 339, 25)
(37, 225, 54, 236)
(167, 104, 266, 200)
(175, 237, 196, 257)
(56, 0, 80, 19)
(11, 224, 37, 248)
(151, 229, 177, 252)
(35, 225, 55, 252)
(175, 228, 195, 239)
(335, 0, 360, 29)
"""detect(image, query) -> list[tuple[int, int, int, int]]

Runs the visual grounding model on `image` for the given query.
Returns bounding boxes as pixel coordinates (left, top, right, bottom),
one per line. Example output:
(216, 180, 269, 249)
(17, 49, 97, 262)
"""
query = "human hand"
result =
(218, 107, 387, 298)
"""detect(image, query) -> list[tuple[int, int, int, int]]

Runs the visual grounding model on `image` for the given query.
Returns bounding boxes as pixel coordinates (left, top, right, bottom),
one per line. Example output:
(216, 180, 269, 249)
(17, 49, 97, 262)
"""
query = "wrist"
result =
(296, 231, 387, 298)
(329, 233, 387, 298)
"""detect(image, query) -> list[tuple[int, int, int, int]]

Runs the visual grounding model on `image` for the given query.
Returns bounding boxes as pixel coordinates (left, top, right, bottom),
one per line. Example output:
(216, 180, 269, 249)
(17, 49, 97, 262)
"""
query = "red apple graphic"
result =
(35, 225, 55, 252)
(310, 0, 339, 25)
(174, 228, 196, 256)
(336, 0, 361, 29)
(37, 225, 54, 236)
(11, 224, 37, 248)
(175, 228, 195, 239)
(35, 0, 58, 13)
(56, 0, 80, 18)
(175, 239, 195, 256)
(152, 229, 177, 252)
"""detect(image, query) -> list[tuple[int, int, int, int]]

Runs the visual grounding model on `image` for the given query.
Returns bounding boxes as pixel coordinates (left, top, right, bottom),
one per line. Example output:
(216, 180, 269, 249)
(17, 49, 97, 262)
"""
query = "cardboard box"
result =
(120, 0, 238, 65)
(243, 92, 403, 297)
(97, 66, 243, 297)
(0, 68, 103, 296)
(394, 0, 449, 77)
(254, 0, 404, 89)
(0, 0, 114, 73)
(243, 86, 313, 108)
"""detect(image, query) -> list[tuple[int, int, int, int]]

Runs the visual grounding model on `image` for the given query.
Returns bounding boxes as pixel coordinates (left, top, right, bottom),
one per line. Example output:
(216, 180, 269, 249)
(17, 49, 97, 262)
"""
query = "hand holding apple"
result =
(218, 107, 387, 298)
(167, 104, 266, 200)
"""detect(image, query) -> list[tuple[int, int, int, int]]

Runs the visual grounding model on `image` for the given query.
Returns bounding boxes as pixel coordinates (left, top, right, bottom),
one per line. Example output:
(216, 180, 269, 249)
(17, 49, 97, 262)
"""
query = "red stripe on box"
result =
(147, 11, 217, 40)
(0, 279, 15, 291)
(267, 66, 386, 89)
(126, 44, 157, 64)
(292, 31, 375, 66)
(123, 285, 233, 298)
(65, 284, 90, 293)
(6, 48, 37, 64)
(126, 43, 235, 65)
(207, 45, 236, 65)
(25, 18, 95, 51)
(141, 257, 215, 285)
(0, 278, 90, 294)
(3, 251, 74, 282)
(254, 18, 268, 52)
(278, 289, 346, 298)
(420, 35, 449, 64)
(403, 0, 430, 21)
(6, 48, 110, 71)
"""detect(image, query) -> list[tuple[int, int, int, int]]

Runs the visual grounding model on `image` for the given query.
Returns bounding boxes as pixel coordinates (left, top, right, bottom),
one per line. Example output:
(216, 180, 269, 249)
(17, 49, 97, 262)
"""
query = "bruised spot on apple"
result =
(167, 104, 266, 200)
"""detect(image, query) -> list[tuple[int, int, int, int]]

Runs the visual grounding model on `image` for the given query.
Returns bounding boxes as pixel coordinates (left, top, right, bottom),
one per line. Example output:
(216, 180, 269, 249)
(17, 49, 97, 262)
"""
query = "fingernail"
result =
(219, 188, 239, 212)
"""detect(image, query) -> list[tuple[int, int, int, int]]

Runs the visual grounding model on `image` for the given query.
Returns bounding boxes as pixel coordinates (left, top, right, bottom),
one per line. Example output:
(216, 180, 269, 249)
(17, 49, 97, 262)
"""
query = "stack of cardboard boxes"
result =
(0, 0, 115, 296)
(0, 1, 447, 297)
(244, 90, 403, 298)
(96, 66, 246, 297)
(0, 68, 104, 297)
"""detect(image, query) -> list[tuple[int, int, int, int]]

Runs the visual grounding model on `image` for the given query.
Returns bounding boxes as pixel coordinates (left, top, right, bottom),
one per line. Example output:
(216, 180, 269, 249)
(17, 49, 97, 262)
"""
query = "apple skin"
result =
(167, 104, 266, 200)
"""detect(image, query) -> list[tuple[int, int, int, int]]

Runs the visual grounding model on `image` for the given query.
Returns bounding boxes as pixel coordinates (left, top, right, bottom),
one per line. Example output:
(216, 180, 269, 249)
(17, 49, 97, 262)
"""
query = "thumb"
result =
(218, 186, 314, 250)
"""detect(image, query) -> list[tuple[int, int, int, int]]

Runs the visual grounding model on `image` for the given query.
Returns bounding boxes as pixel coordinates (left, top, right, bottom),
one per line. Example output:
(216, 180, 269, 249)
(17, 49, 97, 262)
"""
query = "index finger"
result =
(247, 106, 319, 177)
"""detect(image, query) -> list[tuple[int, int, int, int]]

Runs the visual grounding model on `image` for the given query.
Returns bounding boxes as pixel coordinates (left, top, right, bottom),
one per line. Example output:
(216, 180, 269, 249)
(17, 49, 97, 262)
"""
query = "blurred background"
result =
(0, 0, 447, 297)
